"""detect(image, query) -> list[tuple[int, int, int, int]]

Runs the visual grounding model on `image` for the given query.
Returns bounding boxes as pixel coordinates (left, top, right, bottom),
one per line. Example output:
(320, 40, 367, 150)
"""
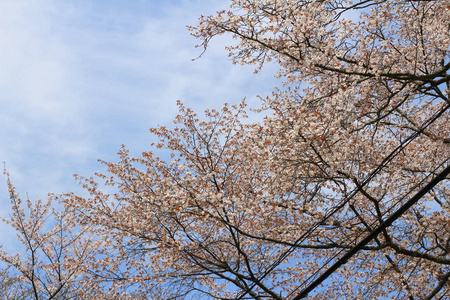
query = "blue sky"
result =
(0, 0, 281, 246)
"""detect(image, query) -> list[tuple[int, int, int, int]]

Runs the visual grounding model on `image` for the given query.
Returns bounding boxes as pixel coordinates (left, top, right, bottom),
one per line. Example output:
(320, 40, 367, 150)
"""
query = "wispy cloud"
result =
(0, 0, 279, 207)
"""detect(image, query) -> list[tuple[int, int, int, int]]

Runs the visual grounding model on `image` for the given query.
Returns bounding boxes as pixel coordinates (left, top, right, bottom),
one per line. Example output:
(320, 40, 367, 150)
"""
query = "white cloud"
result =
(0, 0, 280, 208)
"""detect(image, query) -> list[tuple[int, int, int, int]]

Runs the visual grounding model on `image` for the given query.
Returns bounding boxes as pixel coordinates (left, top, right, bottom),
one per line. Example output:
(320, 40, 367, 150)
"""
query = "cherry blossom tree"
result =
(0, 170, 109, 299)
(63, 0, 450, 299)
(0, 169, 193, 299)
